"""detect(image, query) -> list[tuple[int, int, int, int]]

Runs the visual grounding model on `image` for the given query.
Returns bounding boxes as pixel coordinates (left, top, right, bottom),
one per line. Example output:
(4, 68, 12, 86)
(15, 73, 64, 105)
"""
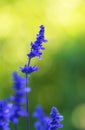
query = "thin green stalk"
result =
(25, 74, 30, 130)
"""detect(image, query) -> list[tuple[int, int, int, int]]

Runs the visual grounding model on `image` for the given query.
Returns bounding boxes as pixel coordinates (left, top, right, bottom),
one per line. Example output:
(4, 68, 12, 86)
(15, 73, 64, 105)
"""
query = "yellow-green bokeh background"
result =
(0, 0, 85, 130)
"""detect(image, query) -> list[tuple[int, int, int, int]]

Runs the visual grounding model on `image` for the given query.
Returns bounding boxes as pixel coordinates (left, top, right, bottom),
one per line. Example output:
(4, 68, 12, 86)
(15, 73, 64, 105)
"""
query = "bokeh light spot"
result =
(71, 104, 85, 129)
(0, 10, 13, 37)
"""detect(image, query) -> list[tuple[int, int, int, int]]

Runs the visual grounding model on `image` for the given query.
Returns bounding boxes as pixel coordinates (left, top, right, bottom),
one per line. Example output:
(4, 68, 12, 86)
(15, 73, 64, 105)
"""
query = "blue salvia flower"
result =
(49, 107, 63, 130)
(33, 105, 50, 130)
(20, 25, 48, 130)
(10, 72, 31, 123)
(0, 100, 11, 130)
(20, 25, 48, 75)
(27, 25, 47, 59)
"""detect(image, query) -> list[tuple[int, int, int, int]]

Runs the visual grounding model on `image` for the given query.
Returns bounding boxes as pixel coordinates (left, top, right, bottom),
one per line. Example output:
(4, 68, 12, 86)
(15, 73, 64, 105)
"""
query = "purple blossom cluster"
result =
(50, 107, 63, 130)
(27, 25, 47, 59)
(20, 25, 47, 75)
(0, 100, 10, 130)
(10, 72, 29, 124)
(33, 105, 63, 130)
(0, 25, 63, 130)
(33, 105, 50, 130)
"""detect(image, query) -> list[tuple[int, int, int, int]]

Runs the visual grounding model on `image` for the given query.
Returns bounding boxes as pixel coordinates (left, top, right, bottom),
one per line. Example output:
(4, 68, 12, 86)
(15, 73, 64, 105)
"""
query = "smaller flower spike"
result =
(49, 107, 63, 130)
(10, 72, 30, 123)
(33, 105, 50, 130)
(0, 100, 11, 130)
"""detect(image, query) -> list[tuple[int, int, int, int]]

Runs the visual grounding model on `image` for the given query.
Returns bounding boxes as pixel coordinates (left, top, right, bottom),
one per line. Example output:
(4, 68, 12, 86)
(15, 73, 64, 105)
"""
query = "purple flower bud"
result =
(0, 100, 11, 130)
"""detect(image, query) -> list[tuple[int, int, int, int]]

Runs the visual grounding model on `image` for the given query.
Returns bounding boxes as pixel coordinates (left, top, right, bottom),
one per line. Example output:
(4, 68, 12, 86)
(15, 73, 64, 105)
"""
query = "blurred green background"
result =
(0, 0, 85, 130)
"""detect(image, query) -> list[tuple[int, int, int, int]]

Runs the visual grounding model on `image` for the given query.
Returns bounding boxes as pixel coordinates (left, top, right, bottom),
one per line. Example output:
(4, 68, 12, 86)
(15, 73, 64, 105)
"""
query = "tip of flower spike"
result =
(50, 107, 64, 121)
(27, 25, 48, 60)
(49, 107, 64, 130)
(39, 25, 48, 43)
(12, 72, 19, 80)
(13, 72, 25, 83)
(33, 105, 46, 121)
(40, 25, 44, 28)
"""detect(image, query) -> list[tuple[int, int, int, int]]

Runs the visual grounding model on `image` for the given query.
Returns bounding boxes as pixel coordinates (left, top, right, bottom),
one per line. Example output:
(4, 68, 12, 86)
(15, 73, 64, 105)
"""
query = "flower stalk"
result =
(20, 25, 48, 130)
(14, 123, 18, 130)
(25, 74, 29, 130)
